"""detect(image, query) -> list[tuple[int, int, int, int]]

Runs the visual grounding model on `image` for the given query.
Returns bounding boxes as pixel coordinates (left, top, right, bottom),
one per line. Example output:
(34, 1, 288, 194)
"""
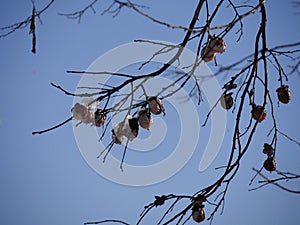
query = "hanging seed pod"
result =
(128, 117, 139, 139)
(201, 45, 216, 62)
(192, 204, 205, 223)
(276, 85, 291, 104)
(221, 93, 234, 110)
(113, 116, 139, 142)
(94, 109, 106, 127)
(113, 121, 126, 144)
(72, 103, 89, 121)
(147, 96, 164, 115)
(138, 109, 153, 130)
(263, 157, 277, 172)
(263, 143, 274, 156)
(224, 83, 237, 91)
(72, 103, 94, 124)
(251, 105, 267, 122)
(209, 37, 226, 53)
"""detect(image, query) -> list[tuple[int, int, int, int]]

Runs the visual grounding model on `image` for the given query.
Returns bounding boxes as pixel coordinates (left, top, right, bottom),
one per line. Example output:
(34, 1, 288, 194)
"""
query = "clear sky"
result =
(0, 1, 299, 225)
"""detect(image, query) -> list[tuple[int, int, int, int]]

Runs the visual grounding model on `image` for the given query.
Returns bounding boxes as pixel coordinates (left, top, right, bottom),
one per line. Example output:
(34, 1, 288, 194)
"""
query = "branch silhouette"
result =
(2, 0, 299, 224)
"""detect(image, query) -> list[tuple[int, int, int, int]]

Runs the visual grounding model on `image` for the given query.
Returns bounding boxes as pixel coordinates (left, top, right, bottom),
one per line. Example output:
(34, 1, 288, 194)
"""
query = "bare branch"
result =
(250, 168, 300, 194)
(0, 0, 55, 38)
(32, 117, 72, 135)
(84, 219, 130, 225)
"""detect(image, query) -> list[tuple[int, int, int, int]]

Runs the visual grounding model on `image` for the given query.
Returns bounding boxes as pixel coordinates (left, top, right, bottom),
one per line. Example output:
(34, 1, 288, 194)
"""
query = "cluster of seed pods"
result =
(111, 96, 164, 145)
(72, 103, 106, 127)
(251, 85, 291, 123)
(220, 82, 291, 125)
(72, 97, 164, 150)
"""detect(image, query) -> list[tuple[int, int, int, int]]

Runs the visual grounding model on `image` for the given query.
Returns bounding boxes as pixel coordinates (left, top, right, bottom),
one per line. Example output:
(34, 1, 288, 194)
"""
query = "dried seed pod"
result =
(72, 103, 89, 121)
(154, 195, 167, 207)
(138, 109, 153, 130)
(113, 115, 139, 142)
(224, 83, 237, 91)
(209, 37, 226, 53)
(72, 103, 95, 124)
(94, 109, 106, 127)
(201, 46, 216, 62)
(112, 120, 126, 144)
(263, 143, 274, 156)
(276, 85, 291, 104)
(192, 204, 205, 223)
(147, 97, 164, 115)
(128, 117, 139, 139)
(251, 105, 267, 122)
(263, 157, 277, 172)
(221, 93, 234, 110)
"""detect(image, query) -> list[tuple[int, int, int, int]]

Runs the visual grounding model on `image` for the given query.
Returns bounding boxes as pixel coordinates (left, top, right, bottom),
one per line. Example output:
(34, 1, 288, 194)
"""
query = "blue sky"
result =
(0, 1, 299, 225)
